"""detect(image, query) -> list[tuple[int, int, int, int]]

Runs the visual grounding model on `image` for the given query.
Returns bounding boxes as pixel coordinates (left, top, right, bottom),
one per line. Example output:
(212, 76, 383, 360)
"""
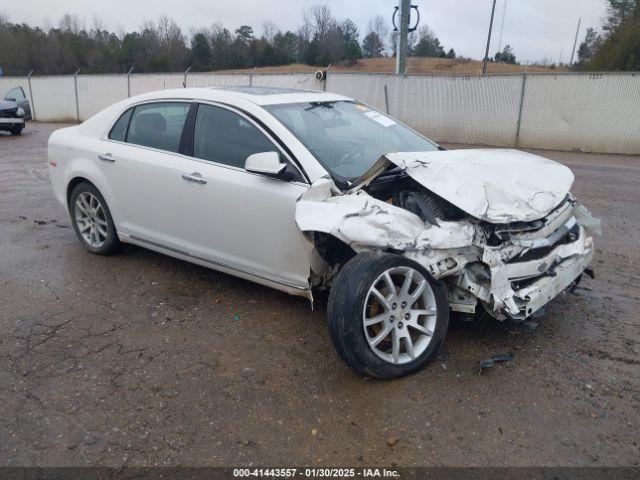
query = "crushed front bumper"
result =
(451, 200, 599, 321)
(502, 234, 593, 319)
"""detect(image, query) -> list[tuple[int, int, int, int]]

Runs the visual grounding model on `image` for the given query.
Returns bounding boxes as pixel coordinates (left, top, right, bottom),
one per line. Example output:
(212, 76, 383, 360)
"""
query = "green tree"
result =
(413, 26, 445, 57)
(271, 31, 297, 65)
(587, 0, 640, 70)
(235, 25, 254, 46)
(190, 32, 211, 71)
(577, 27, 602, 65)
(494, 45, 517, 64)
(362, 31, 385, 58)
(209, 25, 233, 70)
(341, 19, 362, 64)
(603, 0, 638, 31)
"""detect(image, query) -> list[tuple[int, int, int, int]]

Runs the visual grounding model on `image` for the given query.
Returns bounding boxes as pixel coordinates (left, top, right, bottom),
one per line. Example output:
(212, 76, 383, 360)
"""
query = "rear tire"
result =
(69, 182, 121, 255)
(327, 252, 449, 379)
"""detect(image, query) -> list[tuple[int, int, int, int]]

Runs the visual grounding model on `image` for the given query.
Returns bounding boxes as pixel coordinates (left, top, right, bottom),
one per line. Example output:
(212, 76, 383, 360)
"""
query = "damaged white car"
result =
(48, 86, 600, 379)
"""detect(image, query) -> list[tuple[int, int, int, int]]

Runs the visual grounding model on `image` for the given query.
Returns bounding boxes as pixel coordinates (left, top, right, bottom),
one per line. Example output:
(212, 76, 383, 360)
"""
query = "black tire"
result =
(327, 252, 449, 379)
(10, 124, 23, 135)
(69, 182, 122, 255)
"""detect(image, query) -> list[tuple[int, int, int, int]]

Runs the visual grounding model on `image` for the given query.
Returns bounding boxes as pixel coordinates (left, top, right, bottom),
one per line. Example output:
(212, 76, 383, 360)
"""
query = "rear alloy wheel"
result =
(69, 182, 121, 255)
(328, 252, 449, 379)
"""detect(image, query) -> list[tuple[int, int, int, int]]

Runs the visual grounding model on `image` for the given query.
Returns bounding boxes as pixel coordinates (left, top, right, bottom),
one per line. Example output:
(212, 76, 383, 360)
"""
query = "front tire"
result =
(327, 252, 449, 379)
(10, 124, 23, 135)
(69, 182, 121, 255)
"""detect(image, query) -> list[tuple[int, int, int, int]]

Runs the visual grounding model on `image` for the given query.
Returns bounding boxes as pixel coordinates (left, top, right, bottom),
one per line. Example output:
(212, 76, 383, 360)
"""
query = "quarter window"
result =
(193, 104, 278, 168)
(108, 108, 133, 142)
(127, 102, 190, 153)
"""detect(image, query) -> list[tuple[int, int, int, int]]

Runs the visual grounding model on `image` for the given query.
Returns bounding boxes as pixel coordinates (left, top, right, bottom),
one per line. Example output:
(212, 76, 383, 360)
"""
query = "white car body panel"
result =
(48, 86, 599, 319)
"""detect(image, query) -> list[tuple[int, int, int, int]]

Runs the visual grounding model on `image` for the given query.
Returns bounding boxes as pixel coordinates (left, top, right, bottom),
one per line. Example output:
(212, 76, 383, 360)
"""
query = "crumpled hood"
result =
(353, 149, 575, 224)
(0, 100, 18, 111)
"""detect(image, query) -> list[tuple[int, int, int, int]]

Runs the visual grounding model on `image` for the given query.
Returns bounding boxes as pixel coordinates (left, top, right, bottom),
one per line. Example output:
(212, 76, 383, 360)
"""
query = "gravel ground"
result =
(1, 123, 639, 467)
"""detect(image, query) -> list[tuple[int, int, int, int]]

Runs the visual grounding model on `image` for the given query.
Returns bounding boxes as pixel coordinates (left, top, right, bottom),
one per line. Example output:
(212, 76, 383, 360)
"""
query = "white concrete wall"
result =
(327, 73, 522, 146)
(77, 75, 128, 120)
(516, 73, 640, 154)
(29, 76, 77, 122)
(1, 72, 638, 154)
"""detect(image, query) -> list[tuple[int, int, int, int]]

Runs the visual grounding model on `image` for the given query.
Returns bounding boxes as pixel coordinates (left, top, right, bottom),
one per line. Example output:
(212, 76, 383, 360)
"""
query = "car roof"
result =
(130, 85, 352, 106)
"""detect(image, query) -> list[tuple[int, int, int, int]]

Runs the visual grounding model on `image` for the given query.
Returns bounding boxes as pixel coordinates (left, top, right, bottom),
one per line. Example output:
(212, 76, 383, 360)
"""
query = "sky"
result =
(4, 0, 608, 64)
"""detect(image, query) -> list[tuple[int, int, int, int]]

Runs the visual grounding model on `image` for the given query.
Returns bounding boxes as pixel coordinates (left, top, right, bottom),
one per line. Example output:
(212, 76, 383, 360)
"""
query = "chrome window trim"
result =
(101, 98, 309, 186)
(101, 98, 194, 140)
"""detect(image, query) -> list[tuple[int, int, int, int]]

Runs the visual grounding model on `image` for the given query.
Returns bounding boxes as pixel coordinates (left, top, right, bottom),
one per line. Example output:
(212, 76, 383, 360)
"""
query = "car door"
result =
(173, 102, 314, 290)
(100, 101, 196, 250)
(5, 87, 31, 120)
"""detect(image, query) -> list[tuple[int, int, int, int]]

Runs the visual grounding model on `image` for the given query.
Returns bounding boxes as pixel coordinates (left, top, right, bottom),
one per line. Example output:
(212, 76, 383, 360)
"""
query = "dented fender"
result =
(295, 178, 477, 275)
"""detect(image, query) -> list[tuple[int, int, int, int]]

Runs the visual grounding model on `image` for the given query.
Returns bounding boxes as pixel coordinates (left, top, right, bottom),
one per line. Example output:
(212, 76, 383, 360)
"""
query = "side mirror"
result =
(245, 151, 287, 176)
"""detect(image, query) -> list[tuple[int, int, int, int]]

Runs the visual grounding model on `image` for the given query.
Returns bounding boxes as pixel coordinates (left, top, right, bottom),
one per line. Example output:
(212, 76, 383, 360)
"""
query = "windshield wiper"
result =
(305, 101, 338, 111)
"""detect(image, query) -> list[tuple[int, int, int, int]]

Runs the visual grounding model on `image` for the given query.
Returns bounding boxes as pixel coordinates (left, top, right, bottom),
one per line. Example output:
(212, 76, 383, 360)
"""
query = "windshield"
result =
(265, 101, 438, 183)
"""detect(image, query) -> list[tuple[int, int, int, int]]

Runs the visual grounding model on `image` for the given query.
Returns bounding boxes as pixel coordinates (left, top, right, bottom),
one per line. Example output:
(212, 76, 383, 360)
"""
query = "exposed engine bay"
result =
(296, 149, 601, 322)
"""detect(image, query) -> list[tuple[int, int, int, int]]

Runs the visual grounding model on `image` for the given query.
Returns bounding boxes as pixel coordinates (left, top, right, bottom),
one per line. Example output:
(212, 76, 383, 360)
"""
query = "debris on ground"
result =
(520, 320, 539, 332)
(386, 436, 399, 446)
(478, 353, 514, 375)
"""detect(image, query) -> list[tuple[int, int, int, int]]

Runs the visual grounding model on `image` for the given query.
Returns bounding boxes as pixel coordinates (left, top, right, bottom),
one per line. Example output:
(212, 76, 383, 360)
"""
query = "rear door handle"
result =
(181, 172, 207, 184)
(98, 153, 115, 163)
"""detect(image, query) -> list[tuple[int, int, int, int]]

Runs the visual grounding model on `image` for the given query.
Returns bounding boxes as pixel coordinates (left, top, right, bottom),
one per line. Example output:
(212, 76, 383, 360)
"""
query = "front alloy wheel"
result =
(328, 252, 449, 379)
(363, 266, 438, 365)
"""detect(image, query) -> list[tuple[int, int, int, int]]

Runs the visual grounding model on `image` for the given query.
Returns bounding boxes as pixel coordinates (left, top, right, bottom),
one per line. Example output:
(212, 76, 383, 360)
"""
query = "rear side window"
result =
(193, 104, 278, 168)
(126, 102, 190, 153)
(108, 108, 132, 142)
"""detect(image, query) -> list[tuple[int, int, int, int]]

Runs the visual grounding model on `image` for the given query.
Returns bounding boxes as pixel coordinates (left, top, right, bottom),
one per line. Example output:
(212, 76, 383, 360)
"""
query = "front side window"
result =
(265, 101, 438, 182)
(5, 87, 25, 101)
(127, 102, 190, 153)
(193, 104, 279, 168)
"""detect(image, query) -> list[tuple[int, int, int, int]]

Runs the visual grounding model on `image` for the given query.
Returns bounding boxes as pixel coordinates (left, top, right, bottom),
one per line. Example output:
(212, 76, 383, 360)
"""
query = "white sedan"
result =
(48, 86, 599, 378)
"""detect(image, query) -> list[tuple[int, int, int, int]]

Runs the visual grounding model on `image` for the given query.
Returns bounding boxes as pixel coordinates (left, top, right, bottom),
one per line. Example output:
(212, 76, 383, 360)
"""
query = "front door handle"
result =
(181, 172, 207, 184)
(98, 153, 115, 163)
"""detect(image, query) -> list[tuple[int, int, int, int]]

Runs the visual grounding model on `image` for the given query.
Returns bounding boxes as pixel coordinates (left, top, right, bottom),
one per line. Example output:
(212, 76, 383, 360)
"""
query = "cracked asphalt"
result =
(1, 123, 639, 467)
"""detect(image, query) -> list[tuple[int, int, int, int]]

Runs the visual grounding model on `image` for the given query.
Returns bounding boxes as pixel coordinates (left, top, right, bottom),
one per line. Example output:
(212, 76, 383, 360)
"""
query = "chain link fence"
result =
(0, 71, 638, 154)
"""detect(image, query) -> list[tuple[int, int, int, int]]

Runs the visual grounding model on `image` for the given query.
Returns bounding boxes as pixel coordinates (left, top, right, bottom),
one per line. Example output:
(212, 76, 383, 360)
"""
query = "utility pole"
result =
(482, 0, 497, 76)
(395, 0, 411, 74)
(497, 0, 508, 53)
(569, 18, 582, 66)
